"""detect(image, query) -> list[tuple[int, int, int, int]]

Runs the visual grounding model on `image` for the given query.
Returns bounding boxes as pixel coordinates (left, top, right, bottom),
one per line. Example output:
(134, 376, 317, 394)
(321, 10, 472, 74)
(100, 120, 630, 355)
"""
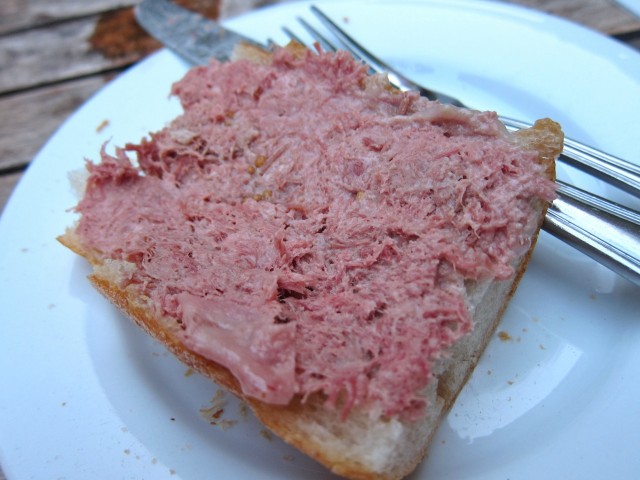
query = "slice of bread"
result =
(59, 43, 562, 479)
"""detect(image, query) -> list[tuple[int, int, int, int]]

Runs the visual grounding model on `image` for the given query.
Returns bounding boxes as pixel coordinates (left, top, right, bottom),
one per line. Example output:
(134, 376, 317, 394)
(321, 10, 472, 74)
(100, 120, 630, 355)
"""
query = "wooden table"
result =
(0, 0, 639, 476)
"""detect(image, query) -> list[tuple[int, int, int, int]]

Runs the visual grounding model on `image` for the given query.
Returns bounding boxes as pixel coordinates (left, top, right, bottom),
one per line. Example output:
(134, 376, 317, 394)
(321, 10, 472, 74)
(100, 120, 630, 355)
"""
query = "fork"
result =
(283, 6, 640, 287)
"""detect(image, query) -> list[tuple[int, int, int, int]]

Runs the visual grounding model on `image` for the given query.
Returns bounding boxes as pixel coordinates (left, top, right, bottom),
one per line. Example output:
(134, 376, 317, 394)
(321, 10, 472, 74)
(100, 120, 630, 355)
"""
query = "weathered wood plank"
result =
(0, 0, 229, 95)
(0, 170, 23, 216)
(501, 0, 640, 35)
(0, 0, 139, 35)
(0, 10, 158, 94)
(0, 0, 230, 36)
(0, 75, 111, 170)
(2, 0, 638, 37)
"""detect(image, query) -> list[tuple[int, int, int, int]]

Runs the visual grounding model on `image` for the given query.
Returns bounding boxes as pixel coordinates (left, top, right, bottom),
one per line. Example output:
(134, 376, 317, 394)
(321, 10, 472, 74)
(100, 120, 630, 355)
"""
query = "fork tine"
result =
(302, 5, 441, 97)
(308, 7, 384, 74)
(281, 26, 306, 46)
(309, 6, 464, 106)
(297, 17, 337, 53)
(266, 38, 280, 50)
(296, 17, 386, 76)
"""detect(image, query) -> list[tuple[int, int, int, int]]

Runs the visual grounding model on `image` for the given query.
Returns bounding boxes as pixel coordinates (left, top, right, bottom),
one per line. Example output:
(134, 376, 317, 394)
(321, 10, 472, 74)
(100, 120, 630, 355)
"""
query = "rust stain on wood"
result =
(89, 1, 222, 61)
(175, 0, 221, 20)
(89, 7, 160, 60)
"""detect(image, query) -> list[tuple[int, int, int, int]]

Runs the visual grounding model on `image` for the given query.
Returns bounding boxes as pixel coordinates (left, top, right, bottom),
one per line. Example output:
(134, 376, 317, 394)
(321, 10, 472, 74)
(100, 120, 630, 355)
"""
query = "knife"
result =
(135, 0, 265, 64)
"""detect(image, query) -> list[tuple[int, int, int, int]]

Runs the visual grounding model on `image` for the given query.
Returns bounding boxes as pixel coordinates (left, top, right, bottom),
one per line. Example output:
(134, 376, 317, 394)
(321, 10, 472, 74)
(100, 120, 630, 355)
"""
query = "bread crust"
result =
(58, 43, 562, 480)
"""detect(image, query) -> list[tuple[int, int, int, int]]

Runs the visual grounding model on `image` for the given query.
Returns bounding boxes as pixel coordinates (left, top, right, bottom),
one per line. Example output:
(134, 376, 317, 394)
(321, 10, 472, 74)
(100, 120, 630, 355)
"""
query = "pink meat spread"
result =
(75, 47, 555, 419)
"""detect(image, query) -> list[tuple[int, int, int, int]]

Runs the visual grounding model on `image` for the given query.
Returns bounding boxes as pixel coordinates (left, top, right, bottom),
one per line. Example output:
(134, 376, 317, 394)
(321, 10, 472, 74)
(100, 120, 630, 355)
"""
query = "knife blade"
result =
(135, 0, 265, 65)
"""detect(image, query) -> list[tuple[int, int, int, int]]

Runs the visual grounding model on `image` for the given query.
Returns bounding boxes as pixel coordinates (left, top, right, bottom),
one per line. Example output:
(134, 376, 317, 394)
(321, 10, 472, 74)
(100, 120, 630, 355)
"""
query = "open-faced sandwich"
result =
(59, 42, 562, 479)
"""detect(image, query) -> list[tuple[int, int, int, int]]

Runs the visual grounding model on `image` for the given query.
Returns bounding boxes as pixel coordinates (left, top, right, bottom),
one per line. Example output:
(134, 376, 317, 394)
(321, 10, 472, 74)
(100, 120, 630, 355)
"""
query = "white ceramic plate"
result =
(1, 1, 639, 479)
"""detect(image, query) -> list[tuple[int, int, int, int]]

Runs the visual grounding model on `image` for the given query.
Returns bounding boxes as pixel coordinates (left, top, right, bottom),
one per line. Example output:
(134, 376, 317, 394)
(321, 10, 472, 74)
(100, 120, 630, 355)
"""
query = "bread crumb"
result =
(487, 369, 492, 375)
(200, 390, 236, 428)
(260, 429, 274, 441)
(219, 419, 238, 430)
(497, 331, 512, 342)
(184, 367, 195, 377)
(124, 449, 131, 455)
(169, 469, 177, 475)
(238, 402, 249, 420)
(539, 344, 546, 350)
(96, 119, 110, 132)
(507, 380, 514, 385)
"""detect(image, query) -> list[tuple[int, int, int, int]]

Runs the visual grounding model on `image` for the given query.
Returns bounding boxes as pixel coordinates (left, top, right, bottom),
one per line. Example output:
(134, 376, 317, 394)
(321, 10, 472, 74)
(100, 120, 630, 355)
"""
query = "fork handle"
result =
(545, 184, 640, 287)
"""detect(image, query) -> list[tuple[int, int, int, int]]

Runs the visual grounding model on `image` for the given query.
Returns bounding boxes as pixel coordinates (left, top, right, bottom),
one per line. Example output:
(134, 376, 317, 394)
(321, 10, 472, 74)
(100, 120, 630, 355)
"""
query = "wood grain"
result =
(0, 0, 226, 95)
(0, 170, 23, 216)
(0, 0, 229, 210)
(0, 75, 111, 170)
(0, 13, 150, 94)
(503, 0, 640, 35)
(0, 0, 139, 35)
